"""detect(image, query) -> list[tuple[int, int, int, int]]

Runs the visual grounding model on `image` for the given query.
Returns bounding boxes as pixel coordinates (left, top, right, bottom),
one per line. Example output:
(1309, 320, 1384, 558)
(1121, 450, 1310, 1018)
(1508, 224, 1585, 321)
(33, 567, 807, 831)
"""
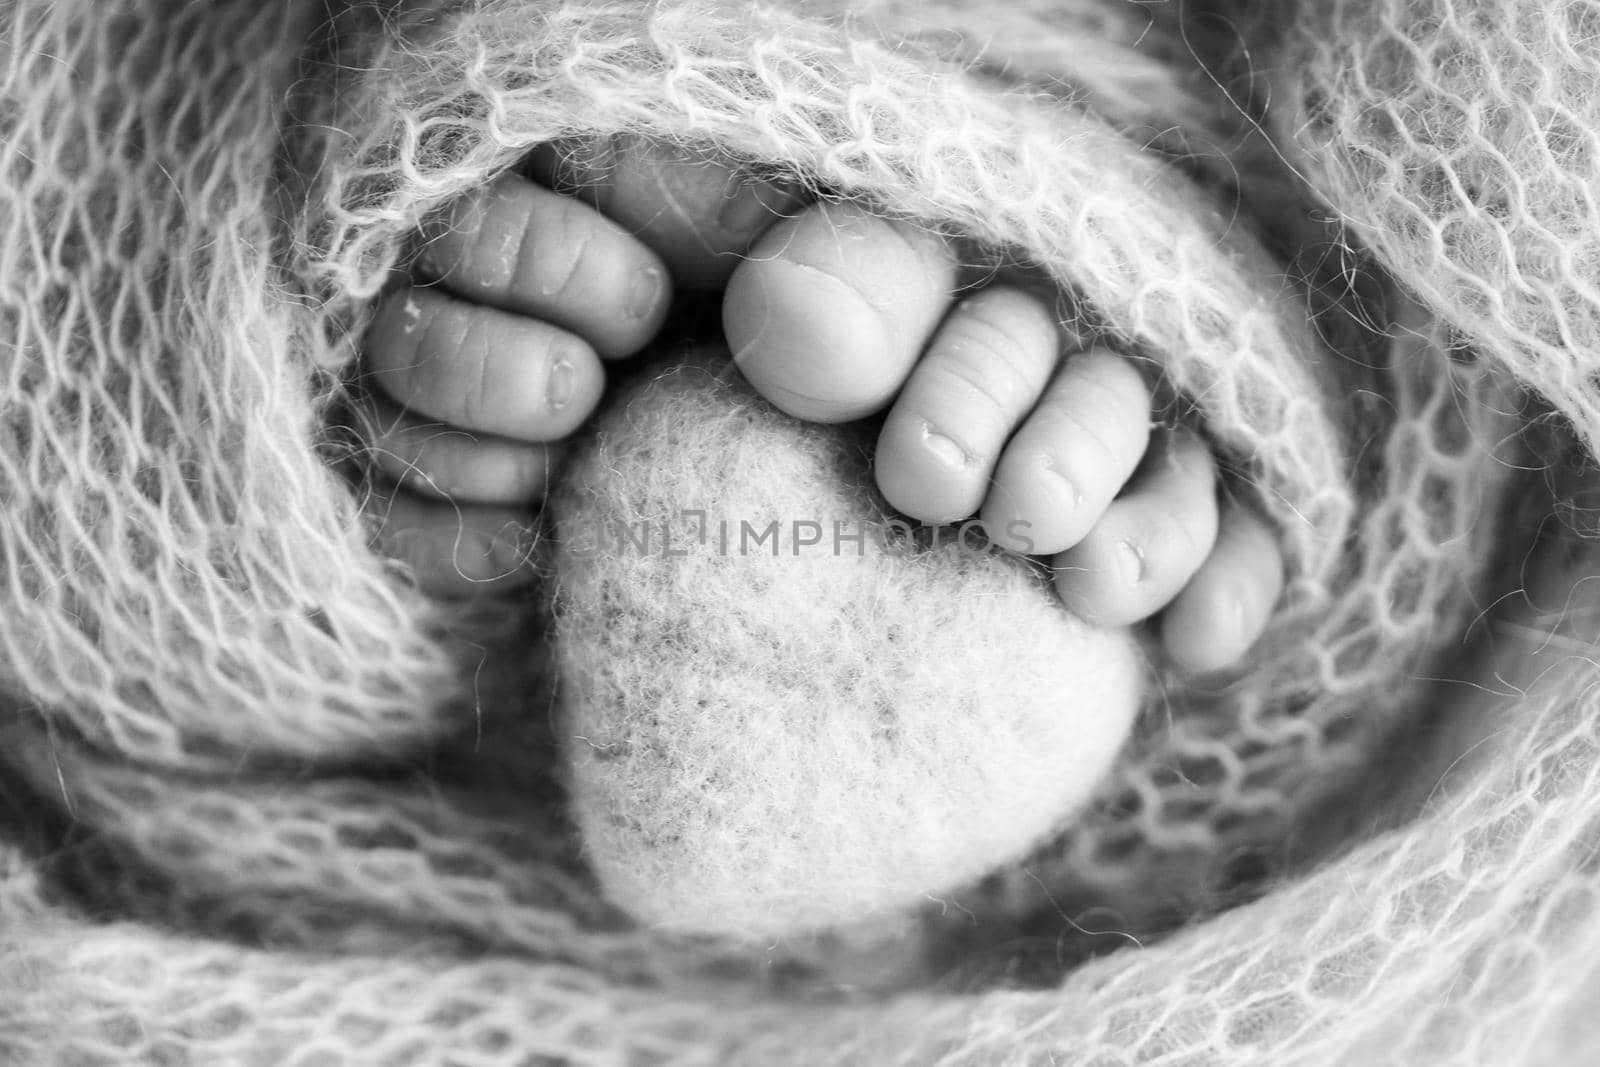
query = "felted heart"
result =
(551, 351, 1145, 938)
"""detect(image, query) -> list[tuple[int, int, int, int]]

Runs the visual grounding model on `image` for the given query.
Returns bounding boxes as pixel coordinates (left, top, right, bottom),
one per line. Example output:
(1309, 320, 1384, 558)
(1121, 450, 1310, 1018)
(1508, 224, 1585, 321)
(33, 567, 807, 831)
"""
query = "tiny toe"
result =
(1051, 427, 1220, 626)
(724, 201, 958, 423)
(417, 170, 669, 360)
(524, 137, 615, 203)
(367, 484, 540, 598)
(1160, 504, 1285, 676)
(363, 284, 604, 442)
(876, 286, 1060, 523)
(980, 348, 1152, 554)
(359, 391, 561, 505)
(589, 135, 806, 290)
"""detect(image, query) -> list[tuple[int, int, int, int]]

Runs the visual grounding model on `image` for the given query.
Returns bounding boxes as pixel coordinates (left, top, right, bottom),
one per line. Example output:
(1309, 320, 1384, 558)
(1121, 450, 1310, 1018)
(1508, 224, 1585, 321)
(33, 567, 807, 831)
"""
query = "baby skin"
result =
(359, 138, 1284, 676)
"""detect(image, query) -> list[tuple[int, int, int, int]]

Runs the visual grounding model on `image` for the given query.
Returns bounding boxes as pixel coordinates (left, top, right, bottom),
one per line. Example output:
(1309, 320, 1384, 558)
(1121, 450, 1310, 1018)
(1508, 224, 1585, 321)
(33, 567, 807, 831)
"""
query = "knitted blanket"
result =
(3, 0, 1600, 1062)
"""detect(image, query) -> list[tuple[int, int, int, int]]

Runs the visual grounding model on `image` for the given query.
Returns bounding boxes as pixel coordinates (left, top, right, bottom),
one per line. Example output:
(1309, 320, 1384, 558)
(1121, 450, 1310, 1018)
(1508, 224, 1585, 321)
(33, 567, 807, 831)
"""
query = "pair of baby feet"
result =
(359, 137, 1284, 676)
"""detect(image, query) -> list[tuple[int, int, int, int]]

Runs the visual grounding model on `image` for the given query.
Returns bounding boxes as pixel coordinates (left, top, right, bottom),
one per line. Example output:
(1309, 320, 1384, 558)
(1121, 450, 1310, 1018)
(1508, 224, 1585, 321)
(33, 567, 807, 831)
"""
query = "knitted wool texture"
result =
(0, 0, 1595, 1063)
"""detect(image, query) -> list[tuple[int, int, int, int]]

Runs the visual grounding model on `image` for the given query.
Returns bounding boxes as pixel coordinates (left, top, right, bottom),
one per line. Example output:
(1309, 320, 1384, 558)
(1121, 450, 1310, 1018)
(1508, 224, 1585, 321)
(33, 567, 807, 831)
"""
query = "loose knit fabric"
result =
(1, 0, 1598, 1063)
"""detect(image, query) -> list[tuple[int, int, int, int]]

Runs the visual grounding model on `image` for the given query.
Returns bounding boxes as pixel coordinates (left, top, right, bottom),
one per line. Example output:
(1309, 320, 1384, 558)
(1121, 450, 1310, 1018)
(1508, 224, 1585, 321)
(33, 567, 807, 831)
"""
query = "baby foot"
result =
(356, 168, 675, 595)
(722, 202, 1286, 677)
(360, 133, 1283, 677)
(356, 138, 802, 596)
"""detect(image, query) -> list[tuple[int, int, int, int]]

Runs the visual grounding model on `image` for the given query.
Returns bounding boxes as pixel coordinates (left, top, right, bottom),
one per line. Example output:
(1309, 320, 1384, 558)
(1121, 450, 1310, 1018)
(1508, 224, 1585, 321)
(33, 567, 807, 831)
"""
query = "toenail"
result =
(922, 428, 968, 469)
(1116, 540, 1145, 587)
(1227, 588, 1251, 643)
(546, 358, 575, 412)
(1040, 455, 1085, 510)
(627, 266, 662, 320)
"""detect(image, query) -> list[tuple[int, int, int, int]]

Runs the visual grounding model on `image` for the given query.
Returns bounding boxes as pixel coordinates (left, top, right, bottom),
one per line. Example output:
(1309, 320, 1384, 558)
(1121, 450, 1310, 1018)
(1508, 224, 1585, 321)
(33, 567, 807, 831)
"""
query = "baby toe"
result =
(876, 286, 1060, 524)
(724, 201, 958, 423)
(980, 348, 1152, 554)
(359, 391, 561, 506)
(1159, 504, 1284, 677)
(550, 134, 806, 291)
(363, 284, 604, 443)
(367, 485, 540, 598)
(1050, 427, 1221, 627)
(417, 170, 669, 361)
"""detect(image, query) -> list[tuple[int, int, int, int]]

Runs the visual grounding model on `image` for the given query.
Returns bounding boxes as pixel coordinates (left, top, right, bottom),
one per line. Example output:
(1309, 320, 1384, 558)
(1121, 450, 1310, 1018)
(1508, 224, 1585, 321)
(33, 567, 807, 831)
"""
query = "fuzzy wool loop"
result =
(1, 0, 1598, 1064)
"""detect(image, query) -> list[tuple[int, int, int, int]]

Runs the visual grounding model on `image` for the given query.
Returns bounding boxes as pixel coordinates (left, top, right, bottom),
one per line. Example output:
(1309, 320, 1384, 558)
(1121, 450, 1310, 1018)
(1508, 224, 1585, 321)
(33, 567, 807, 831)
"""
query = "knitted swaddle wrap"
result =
(0, 0, 1594, 1063)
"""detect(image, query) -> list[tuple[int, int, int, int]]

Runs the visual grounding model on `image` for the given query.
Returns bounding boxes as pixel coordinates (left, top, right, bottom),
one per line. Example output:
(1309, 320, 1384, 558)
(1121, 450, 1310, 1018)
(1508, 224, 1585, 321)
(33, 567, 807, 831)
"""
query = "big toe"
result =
(723, 201, 958, 423)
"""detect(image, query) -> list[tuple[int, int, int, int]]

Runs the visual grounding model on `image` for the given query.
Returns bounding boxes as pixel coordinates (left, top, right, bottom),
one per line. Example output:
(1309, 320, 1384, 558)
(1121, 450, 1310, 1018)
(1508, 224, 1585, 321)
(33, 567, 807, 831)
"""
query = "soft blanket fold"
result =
(2, 0, 1599, 1063)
